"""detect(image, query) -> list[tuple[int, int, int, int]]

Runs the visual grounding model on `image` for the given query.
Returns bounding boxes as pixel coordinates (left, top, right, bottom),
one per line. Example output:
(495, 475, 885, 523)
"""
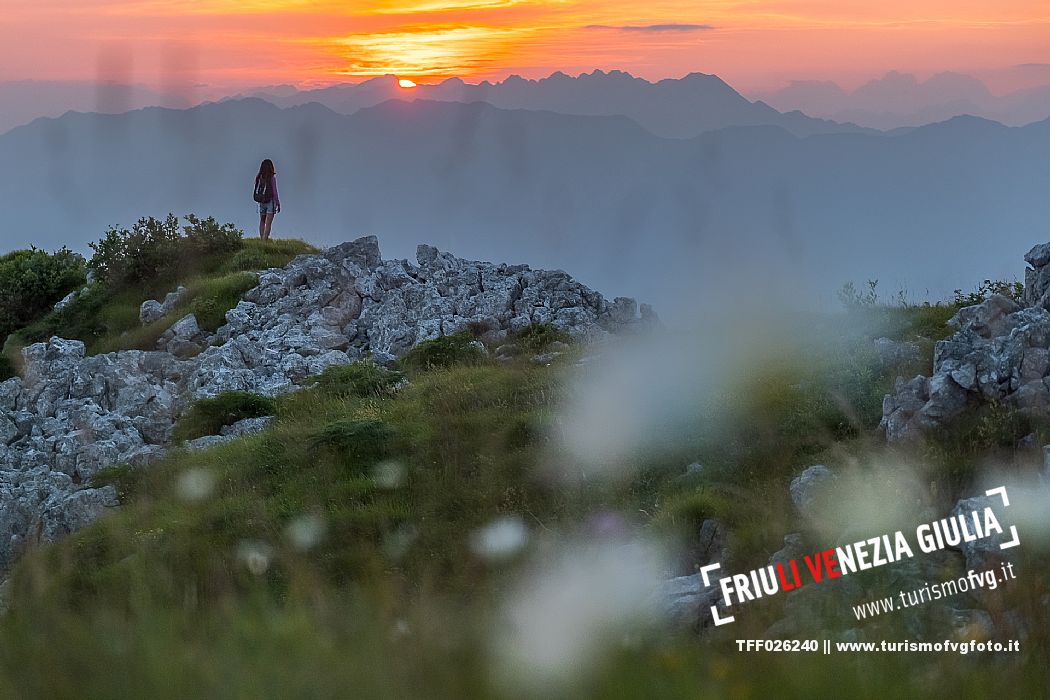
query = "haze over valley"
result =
(3, 77, 1049, 316)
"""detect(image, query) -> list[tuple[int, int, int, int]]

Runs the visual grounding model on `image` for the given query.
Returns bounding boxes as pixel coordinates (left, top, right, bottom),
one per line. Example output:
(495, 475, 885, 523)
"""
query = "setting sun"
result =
(398, 78, 417, 88)
(5, 1, 1050, 93)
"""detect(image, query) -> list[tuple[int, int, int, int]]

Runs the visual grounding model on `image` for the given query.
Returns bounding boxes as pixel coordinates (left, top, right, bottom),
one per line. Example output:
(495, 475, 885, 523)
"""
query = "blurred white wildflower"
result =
(285, 513, 327, 550)
(236, 540, 274, 576)
(492, 536, 667, 691)
(175, 467, 215, 502)
(383, 524, 418, 561)
(471, 516, 528, 561)
(372, 460, 405, 490)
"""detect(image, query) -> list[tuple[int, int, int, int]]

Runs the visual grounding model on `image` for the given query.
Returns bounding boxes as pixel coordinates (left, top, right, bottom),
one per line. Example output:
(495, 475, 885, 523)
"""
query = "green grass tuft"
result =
(514, 322, 572, 353)
(307, 361, 404, 398)
(172, 392, 277, 442)
(89, 463, 147, 503)
(223, 238, 316, 272)
(0, 354, 16, 381)
(310, 419, 396, 471)
(920, 401, 1050, 490)
(398, 332, 485, 371)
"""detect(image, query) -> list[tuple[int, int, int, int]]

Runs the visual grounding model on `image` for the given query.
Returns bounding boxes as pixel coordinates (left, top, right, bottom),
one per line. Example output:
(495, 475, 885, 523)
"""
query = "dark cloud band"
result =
(584, 23, 714, 32)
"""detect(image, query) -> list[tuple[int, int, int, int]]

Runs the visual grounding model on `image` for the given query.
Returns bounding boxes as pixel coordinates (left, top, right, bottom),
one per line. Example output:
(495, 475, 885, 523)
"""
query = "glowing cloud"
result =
(330, 26, 537, 77)
(4, 0, 1050, 92)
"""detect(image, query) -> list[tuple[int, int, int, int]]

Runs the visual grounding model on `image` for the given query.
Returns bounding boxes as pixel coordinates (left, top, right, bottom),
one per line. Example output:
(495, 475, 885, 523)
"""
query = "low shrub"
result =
(836, 279, 881, 308)
(182, 214, 243, 255)
(652, 487, 734, 532)
(307, 361, 404, 398)
(0, 247, 86, 340)
(398, 332, 484, 371)
(2, 217, 314, 359)
(6, 284, 108, 349)
(88, 214, 182, 288)
(88, 214, 244, 289)
(172, 392, 277, 442)
(953, 278, 1024, 307)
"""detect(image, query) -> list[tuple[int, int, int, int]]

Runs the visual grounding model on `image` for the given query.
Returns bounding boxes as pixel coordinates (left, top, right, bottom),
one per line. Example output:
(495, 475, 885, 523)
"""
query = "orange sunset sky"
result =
(3, 0, 1050, 94)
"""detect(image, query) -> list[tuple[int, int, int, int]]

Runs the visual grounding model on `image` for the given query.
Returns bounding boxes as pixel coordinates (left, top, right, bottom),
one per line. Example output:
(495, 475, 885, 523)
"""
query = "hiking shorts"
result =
(258, 200, 276, 215)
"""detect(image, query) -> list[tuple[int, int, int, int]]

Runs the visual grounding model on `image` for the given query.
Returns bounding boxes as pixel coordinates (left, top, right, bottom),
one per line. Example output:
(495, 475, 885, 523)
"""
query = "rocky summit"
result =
(0, 236, 650, 574)
(882, 241, 1050, 442)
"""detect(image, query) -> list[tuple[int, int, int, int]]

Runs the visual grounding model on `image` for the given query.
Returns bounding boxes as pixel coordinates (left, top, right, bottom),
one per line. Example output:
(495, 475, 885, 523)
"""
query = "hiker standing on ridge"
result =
(253, 158, 281, 240)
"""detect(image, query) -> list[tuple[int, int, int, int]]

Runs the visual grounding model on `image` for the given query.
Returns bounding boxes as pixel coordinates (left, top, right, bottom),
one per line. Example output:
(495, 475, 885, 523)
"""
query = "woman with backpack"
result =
(253, 158, 281, 240)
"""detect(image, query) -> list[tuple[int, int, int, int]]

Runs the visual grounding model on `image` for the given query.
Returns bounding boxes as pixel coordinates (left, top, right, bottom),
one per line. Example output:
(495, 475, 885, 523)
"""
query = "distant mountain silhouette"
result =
(2, 98, 1049, 316)
(757, 71, 1050, 129)
(0, 80, 192, 135)
(239, 70, 873, 139)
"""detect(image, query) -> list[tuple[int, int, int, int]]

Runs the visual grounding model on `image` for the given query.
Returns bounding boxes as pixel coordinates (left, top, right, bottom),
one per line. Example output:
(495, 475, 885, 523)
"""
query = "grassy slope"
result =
(0, 248, 1046, 699)
(1, 296, 1047, 697)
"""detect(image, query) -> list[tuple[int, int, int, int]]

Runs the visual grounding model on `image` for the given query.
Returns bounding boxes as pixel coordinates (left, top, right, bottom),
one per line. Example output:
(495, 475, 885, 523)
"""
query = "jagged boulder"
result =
(873, 337, 920, 368)
(789, 465, 838, 522)
(158, 313, 211, 359)
(139, 286, 187, 325)
(1023, 242, 1050, 308)
(881, 245, 1050, 442)
(187, 236, 648, 397)
(0, 465, 116, 572)
(3, 339, 189, 483)
(655, 571, 727, 629)
(949, 495, 1016, 574)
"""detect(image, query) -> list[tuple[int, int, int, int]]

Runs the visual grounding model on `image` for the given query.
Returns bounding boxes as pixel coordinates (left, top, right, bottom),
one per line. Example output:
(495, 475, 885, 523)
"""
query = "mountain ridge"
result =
(235, 69, 874, 139)
(3, 97, 1050, 316)
(757, 70, 1050, 129)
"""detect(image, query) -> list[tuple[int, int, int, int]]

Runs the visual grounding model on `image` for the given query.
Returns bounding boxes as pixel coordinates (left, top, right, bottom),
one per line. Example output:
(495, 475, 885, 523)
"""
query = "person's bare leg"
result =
(259, 213, 266, 239)
(263, 213, 274, 240)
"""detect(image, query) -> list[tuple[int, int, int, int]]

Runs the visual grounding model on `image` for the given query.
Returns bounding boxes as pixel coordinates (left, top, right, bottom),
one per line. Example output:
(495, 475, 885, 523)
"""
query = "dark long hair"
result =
(256, 159, 275, 184)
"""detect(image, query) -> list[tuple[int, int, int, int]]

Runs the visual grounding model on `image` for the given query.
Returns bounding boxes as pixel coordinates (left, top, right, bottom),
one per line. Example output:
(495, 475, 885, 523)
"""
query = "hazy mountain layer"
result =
(3, 98, 1049, 316)
(0, 80, 191, 136)
(756, 71, 1050, 130)
(240, 70, 872, 139)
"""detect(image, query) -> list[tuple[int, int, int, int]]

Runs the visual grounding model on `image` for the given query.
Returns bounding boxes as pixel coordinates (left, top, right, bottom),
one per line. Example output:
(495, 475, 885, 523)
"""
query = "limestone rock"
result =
(949, 495, 1016, 573)
(531, 351, 563, 366)
(0, 465, 117, 572)
(770, 533, 806, 568)
(53, 290, 78, 312)
(653, 571, 727, 630)
(186, 434, 236, 451)
(789, 465, 837, 522)
(947, 294, 1021, 338)
(881, 249, 1050, 442)
(873, 337, 921, 368)
(158, 314, 211, 359)
(494, 344, 521, 358)
(188, 235, 644, 397)
(219, 416, 274, 437)
(1024, 243, 1050, 308)
(139, 285, 188, 324)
